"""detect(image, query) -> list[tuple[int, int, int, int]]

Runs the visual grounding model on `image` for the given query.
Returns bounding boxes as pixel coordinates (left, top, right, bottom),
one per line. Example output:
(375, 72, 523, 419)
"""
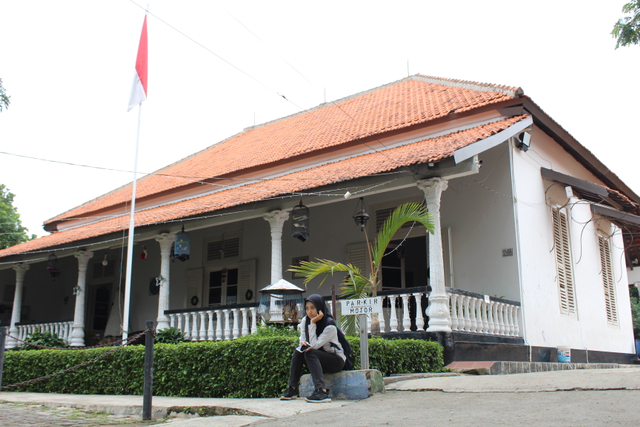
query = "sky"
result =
(1, 0, 639, 239)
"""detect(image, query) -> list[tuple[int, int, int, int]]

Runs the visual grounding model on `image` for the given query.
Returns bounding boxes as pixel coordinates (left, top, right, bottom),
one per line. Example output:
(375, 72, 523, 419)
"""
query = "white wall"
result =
(441, 143, 520, 301)
(512, 126, 635, 353)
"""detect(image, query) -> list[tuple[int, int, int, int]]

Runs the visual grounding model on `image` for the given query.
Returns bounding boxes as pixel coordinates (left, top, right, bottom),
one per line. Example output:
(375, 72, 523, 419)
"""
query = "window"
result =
(208, 268, 239, 305)
(380, 236, 428, 290)
(598, 235, 618, 324)
(552, 208, 576, 315)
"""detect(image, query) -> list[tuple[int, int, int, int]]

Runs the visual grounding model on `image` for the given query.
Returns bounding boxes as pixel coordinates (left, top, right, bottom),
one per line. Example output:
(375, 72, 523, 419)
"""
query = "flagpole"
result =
(122, 103, 142, 342)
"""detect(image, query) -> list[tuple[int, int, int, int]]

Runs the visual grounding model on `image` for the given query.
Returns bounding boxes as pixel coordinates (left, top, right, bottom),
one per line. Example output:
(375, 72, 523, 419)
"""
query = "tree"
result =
(289, 202, 434, 335)
(612, 0, 640, 48)
(0, 78, 9, 112)
(0, 184, 35, 249)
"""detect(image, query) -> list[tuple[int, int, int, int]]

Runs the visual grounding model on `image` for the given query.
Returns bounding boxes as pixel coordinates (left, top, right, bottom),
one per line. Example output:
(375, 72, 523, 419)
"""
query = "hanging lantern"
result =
(140, 245, 148, 260)
(291, 201, 309, 242)
(353, 197, 369, 230)
(102, 254, 109, 267)
(47, 253, 61, 279)
(174, 225, 191, 262)
(258, 279, 305, 324)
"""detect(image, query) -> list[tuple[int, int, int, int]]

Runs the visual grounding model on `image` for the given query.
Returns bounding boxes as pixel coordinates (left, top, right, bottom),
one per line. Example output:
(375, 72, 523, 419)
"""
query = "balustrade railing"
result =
(447, 288, 521, 337)
(165, 304, 258, 341)
(15, 320, 74, 345)
(373, 287, 521, 337)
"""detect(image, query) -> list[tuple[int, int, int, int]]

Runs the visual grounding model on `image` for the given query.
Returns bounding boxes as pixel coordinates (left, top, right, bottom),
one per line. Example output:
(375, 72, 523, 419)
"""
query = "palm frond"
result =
(372, 202, 434, 268)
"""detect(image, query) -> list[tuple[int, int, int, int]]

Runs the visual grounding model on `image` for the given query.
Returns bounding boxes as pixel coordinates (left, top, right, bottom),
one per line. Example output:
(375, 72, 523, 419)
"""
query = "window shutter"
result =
(207, 236, 240, 261)
(552, 208, 576, 314)
(598, 235, 617, 324)
(185, 268, 203, 308)
(346, 242, 370, 277)
(237, 259, 256, 303)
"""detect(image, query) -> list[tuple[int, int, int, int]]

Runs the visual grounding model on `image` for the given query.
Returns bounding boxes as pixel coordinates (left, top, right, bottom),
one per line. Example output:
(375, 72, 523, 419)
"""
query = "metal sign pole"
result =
(142, 321, 154, 420)
(359, 314, 369, 370)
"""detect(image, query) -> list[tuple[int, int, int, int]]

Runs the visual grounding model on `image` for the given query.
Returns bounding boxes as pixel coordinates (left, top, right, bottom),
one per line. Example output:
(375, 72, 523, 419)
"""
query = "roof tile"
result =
(1, 115, 528, 258)
(47, 76, 519, 224)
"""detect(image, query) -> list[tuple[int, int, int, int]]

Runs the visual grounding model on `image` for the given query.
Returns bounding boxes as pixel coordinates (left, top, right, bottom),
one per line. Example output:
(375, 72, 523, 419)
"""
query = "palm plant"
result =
(289, 202, 435, 335)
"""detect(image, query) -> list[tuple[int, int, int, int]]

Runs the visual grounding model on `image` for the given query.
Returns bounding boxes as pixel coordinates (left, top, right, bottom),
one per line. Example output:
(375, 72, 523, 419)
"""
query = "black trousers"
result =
(287, 348, 344, 391)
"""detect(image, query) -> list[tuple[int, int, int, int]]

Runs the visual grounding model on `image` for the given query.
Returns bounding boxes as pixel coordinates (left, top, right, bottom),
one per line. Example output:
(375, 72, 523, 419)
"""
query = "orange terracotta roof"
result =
(0, 115, 528, 258)
(47, 75, 521, 224)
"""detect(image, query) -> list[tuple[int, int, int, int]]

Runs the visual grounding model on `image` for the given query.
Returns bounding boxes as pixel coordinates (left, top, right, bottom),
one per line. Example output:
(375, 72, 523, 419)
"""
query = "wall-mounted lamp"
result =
(516, 131, 531, 152)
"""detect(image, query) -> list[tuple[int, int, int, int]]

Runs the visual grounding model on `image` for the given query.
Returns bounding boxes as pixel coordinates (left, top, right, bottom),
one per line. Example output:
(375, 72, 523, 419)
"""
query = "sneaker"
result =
(280, 386, 297, 400)
(305, 388, 331, 403)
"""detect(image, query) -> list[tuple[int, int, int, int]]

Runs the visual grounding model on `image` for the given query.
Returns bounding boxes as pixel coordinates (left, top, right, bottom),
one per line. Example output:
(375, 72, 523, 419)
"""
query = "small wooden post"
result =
(331, 285, 338, 321)
(142, 321, 155, 420)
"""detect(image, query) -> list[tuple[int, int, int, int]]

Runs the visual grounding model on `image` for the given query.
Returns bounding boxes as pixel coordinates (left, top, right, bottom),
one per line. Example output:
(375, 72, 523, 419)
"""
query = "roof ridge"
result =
(242, 75, 418, 132)
(244, 75, 522, 132)
(413, 74, 523, 97)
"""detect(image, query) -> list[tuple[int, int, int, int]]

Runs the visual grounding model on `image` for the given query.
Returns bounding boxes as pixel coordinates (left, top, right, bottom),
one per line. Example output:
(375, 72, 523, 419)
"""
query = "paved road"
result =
(2, 367, 639, 426)
(251, 389, 640, 426)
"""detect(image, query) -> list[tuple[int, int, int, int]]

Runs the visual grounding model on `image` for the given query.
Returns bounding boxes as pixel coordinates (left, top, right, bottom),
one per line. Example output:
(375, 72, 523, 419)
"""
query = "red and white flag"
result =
(127, 15, 148, 112)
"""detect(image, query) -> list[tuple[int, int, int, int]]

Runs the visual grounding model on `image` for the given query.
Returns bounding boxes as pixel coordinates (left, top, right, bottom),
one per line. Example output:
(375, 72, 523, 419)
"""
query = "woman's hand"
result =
(310, 310, 324, 324)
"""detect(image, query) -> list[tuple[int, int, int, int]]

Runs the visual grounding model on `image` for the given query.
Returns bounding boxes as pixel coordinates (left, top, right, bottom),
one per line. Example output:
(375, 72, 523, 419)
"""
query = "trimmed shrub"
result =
(155, 327, 186, 344)
(18, 329, 68, 350)
(3, 336, 443, 398)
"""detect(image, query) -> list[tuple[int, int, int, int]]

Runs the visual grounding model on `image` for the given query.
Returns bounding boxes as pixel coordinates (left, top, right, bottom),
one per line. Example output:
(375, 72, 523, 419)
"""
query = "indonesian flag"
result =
(127, 16, 148, 112)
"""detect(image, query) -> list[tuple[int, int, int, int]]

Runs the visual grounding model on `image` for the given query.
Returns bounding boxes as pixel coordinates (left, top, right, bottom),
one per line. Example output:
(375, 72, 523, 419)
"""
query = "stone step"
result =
(300, 369, 384, 400)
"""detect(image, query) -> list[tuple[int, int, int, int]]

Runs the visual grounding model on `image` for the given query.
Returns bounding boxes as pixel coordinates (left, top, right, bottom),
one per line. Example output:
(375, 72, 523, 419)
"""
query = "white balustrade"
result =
(165, 306, 258, 342)
(447, 290, 521, 337)
(15, 321, 74, 346)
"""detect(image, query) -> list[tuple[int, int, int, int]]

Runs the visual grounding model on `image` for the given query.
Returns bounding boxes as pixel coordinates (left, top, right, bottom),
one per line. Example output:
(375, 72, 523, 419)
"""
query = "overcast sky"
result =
(1, 0, 639, 239)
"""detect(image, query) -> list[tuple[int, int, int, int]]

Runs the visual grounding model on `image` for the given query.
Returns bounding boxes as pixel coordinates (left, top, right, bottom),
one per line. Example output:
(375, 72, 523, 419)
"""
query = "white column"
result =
(263, 210, 290, 284)
(417, 178, 452, 332)
(71, 250, 94, 347)
(6, 263, 29, 348)
(155, 233, 175, 330)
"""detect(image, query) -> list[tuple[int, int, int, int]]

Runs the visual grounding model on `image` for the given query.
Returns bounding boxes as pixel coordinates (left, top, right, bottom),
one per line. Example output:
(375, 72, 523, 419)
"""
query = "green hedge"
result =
(3, 336, 443, 398)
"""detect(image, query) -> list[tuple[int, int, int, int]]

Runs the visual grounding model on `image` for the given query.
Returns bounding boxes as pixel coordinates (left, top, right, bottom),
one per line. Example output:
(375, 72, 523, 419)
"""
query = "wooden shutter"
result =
(346, 243, 370, 277)
(207, 236, 240, 261)
(552, 208, 576, 314)
(185, 268, 203, 308)
(598, 235, 617, 324)
(237, 259, 256, 303)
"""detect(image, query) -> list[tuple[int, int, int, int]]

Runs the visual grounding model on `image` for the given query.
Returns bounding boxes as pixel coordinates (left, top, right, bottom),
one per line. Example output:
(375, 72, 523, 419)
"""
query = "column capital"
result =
(155, 232, 175, 253)
(74, 250, 94, 262)
(417, 177, 448, 199)
(12, 263, 30, 273)
(74, 250, 94, 274)
(263, 210, 290, 228)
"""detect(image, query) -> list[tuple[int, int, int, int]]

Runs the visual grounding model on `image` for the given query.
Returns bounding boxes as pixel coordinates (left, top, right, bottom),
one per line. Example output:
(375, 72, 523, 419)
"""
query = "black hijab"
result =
(305, 294, 332, 337)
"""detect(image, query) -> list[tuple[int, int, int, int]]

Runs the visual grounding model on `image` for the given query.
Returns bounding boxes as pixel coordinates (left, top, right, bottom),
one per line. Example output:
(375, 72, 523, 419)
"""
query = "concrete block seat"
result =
(300, 369, 384, 400)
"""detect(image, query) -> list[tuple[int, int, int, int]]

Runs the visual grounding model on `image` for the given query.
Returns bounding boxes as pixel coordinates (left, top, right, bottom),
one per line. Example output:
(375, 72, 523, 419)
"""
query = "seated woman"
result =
(280, 294, 345, 403)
